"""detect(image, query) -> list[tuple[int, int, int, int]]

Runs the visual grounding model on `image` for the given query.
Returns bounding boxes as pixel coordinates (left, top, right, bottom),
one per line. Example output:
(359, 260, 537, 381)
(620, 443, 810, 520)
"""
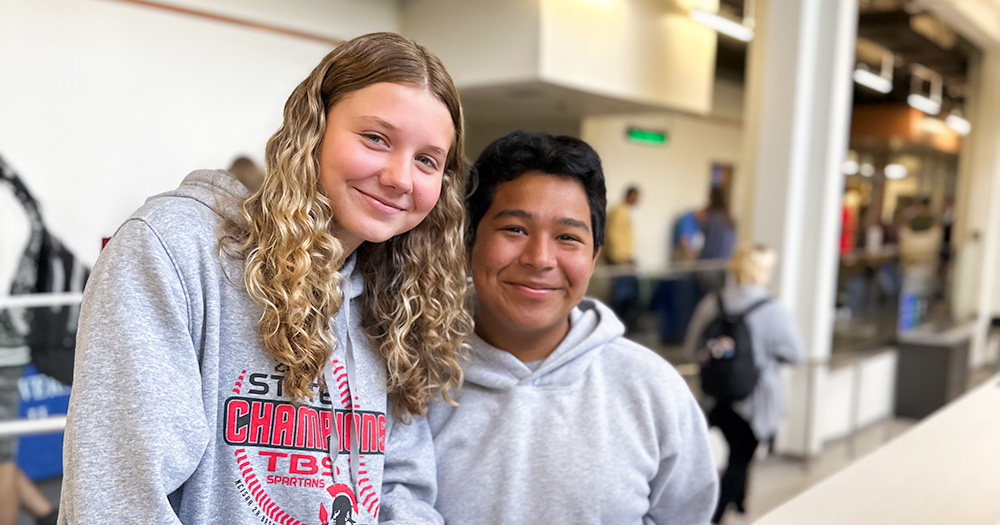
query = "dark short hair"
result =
(467, 130, 607, 252)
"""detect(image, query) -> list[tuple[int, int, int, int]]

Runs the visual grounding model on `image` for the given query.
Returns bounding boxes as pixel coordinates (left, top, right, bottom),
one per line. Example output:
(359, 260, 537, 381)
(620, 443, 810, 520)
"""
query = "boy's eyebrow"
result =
(558, 217, 591, 231)
(493, 209, 591, 231)
(494, 209, 533, 220)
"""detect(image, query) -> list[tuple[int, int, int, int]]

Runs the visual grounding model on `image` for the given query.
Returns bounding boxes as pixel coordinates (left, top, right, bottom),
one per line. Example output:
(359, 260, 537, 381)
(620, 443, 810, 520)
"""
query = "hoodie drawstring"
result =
(325, 271, 362, 493)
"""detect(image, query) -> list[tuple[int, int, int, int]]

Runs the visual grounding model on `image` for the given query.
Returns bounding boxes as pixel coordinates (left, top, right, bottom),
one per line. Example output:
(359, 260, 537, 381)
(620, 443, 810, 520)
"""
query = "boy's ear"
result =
(592, 247, 601, 263)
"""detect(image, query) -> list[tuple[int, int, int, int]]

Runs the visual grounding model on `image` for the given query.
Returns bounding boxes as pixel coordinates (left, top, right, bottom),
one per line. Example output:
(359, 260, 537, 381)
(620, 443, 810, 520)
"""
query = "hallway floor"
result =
(729, 417, 916, 523)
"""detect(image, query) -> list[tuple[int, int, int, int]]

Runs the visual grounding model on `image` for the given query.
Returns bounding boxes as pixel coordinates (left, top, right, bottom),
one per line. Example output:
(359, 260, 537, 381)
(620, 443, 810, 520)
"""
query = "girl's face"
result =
(317, 82, 454, 255)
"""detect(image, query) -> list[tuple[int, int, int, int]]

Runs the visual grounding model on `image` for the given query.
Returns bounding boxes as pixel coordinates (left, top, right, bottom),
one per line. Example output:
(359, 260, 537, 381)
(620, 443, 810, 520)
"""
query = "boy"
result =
(429, 130, 717, 524)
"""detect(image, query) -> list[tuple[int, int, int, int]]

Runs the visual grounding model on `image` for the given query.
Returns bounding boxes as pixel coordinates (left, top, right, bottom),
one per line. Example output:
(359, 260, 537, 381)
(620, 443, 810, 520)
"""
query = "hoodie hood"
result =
(719, 283, 771, 314)
(464, 297, 625, 390)
(146, 169, 250, 224)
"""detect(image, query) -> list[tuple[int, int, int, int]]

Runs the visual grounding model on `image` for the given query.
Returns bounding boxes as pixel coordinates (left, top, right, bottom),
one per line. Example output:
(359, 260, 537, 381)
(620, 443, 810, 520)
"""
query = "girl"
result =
(60, 32, 470, 524)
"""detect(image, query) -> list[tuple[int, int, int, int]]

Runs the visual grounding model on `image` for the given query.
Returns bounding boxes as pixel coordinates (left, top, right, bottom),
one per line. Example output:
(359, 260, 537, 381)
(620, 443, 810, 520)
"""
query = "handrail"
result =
(592, 258, 731, 279)
(0, 416, 67, 438)
(0, 293, 83, 309)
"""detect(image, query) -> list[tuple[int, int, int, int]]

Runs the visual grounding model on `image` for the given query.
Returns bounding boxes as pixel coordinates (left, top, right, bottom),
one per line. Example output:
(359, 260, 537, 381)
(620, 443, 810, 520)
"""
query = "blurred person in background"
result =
(226, 155, 265, 193)
(604, 185, 642, 333)
(1, 157, 63, 525)
(897, 196, 942, 308)
(683, 243, 804, 525)
(696, 187, 736, 293)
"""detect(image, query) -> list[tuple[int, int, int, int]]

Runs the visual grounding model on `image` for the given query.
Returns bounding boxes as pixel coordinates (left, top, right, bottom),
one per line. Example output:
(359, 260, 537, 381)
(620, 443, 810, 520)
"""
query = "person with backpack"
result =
(683, 243, 805, 524)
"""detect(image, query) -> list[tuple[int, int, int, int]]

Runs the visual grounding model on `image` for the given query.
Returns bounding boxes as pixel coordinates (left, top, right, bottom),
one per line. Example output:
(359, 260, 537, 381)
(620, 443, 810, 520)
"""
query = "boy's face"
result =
(470, 171, 599, 352)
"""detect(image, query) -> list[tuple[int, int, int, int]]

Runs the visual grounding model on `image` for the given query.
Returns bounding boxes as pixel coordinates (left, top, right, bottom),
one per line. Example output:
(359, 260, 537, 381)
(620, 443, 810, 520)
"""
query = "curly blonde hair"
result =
(222, 32, 472, 417)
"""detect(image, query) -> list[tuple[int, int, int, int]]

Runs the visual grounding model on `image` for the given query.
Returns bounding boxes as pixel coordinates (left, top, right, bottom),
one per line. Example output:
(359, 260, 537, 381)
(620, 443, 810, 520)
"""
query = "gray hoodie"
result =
(428, 297, 718, 524)
(60, 170, 439, 524)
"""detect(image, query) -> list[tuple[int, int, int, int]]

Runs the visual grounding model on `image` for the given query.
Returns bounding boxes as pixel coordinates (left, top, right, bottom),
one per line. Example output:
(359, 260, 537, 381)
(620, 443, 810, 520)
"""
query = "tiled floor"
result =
(718, 364, 997, 524)
(731, 418, 916, 523)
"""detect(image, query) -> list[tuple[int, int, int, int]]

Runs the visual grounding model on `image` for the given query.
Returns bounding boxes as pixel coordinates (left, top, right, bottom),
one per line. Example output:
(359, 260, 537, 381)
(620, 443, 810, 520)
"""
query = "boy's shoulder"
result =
(599, 336, 690, 391)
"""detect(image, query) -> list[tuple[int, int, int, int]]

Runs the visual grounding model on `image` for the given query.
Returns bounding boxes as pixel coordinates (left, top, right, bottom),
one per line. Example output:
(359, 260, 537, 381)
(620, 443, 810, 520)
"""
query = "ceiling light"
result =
(853, 69, 893, 93)
(690, 8, 754, 42)
(853, 50, 894, 94)
(860, 162, 875, 177)
(907, 94, 941, 115)
(884, 163, 908, 179)
(842, 159, 860, 175)
(907, 64, 942, 115)
(946, 111, 971, 135)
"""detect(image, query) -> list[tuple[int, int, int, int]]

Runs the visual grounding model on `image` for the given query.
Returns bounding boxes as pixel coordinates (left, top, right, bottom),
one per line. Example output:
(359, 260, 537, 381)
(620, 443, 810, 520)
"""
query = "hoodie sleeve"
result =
(378, 409, 443, 524)
(765, 302, 806, 365)
(682, 293, 718, 360)
(60, 219, 209, 524)
(645, 380, 719, 525)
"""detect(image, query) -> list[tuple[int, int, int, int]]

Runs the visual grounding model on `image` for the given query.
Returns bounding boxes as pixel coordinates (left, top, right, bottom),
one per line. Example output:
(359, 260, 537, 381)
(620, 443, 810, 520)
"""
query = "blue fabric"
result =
(16, 364, 70, 480)
(672, 211, 700, 248)
(610, 275, 641, 332)
(699, 210, 735, 260)
(650, 275, 704, 344)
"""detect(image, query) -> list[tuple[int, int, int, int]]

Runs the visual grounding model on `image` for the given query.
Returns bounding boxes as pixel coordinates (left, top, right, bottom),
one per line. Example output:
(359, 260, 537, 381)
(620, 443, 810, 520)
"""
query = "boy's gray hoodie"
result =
(60, 170, 439, 524)
(428, 297, 718, 524)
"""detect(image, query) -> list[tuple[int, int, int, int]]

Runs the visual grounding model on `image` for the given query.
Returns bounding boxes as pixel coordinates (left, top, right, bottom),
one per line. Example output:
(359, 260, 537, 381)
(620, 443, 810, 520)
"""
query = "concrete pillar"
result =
(953, 51, 1000, 366)
(738, 0, 858, 456)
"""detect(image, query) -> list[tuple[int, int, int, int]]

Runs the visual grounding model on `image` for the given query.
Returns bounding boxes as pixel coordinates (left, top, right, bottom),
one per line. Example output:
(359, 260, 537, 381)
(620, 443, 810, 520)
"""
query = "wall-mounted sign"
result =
(626, 128, 669, 146)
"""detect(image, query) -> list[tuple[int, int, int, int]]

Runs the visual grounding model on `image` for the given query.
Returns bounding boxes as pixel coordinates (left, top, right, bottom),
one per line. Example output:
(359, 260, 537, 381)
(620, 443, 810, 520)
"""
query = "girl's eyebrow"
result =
(358, 115, 397, 132)
(358, 116, 448, 157)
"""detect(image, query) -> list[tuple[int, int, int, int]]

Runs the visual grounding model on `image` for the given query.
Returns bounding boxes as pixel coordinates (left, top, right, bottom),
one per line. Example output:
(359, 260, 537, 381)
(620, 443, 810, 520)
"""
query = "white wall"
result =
(582, 108, 743, 271)
(711, 78, 746, 121)
(466, 119, 582, 161)
(0, 0, 397, 267)
(404, 0, 717, 114)
(401, 0, 542, 87)
(539, 0, 718, 113)
(154, 0, 400, 39)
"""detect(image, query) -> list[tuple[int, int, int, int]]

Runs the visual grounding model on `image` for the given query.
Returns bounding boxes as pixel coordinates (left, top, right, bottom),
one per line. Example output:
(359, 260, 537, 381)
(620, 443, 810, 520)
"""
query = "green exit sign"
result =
(627, 128, 669, 145)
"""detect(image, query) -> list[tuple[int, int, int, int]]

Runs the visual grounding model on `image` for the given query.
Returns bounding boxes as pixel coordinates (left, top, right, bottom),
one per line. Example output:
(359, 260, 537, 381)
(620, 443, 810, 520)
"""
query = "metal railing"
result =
(0, 416, 67, 438)
(1, 292, 80, 438)
(0, 292, 84, 309)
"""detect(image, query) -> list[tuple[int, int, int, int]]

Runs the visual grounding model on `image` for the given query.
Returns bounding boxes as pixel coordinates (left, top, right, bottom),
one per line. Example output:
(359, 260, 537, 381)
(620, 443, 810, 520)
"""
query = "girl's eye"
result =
(363, 133, 386, 145)
(416, 155, 439, 170)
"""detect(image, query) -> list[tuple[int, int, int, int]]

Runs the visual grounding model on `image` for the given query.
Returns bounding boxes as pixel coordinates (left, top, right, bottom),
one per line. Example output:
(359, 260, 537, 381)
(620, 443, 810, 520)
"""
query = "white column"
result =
(739, 0, 857, 456)
(954, 51, 1000, 366)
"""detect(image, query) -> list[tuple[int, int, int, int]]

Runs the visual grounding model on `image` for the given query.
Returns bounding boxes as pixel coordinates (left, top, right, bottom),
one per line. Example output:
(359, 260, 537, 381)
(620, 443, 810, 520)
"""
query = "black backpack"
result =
(696, 294, 769, 403)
